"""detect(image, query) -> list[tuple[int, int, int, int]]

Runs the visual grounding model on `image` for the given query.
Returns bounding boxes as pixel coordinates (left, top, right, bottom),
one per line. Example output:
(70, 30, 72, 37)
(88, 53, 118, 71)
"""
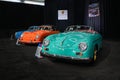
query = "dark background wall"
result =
(100, 0, 119, 39)
(74, 0, 86, 25)
(99, 0, 112, 39)
(44, 0, 86, 32)
(0, 0, 119, 40)
(45, 0, 119, 40)
(0, 1, 44, 38)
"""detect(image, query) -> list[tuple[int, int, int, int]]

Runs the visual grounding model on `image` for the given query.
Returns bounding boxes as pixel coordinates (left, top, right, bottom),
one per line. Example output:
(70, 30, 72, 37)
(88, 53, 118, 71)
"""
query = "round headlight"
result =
(43, 39, 49, 47)
(20, 34, 24, 37)
(36, 35, 39, 39)
(79, 42, 87, 51)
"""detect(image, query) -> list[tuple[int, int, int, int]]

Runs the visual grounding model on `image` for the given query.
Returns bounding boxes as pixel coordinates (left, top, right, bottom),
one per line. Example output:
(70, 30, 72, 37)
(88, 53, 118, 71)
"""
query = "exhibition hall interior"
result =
(0, 0, 120, 80)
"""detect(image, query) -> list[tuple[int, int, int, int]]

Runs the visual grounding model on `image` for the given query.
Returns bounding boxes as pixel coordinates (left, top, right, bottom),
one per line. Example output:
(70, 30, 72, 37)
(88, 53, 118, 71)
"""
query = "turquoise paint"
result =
(41, 25, 102, 60)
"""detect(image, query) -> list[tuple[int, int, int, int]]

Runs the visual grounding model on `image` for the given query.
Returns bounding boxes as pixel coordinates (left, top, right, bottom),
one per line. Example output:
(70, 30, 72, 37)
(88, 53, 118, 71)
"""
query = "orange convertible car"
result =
(18, 25, 60, 44)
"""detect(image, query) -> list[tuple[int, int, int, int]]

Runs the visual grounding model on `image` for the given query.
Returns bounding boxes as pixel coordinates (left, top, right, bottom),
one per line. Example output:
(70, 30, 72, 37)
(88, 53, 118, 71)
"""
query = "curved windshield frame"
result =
(65, 25, 95, 33)
(27, 26, 39, 30)
(38, 25, 53, 30)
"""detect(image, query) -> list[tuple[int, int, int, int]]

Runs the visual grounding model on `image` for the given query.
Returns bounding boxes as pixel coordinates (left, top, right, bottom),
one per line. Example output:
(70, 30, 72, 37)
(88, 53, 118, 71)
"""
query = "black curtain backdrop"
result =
(0, 1, 44, 38)
(99, 0, 111, 38)
(74, 0, 86, 25)
(99, 0, 119, 39)
(0, 0, 118, 39)
(45, 0, 86, 32)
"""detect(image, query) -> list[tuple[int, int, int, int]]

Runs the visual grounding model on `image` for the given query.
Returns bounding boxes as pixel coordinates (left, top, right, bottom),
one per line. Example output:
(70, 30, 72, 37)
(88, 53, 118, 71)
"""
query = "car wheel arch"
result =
(90, 44, 98, 63)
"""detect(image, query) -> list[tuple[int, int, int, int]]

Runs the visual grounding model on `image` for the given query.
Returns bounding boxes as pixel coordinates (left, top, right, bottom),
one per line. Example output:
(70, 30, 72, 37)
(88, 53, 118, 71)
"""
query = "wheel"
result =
(10, 34, 15, 40)
(93, 48, 97, 61)
(91, 47, 98, 63)
(16, 39, 21, 45)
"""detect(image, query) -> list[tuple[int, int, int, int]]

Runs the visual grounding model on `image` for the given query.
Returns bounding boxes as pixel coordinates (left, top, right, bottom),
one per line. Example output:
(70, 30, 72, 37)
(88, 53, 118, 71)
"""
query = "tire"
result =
(16, 39, 21, 46)
(91, 46, 98, 63)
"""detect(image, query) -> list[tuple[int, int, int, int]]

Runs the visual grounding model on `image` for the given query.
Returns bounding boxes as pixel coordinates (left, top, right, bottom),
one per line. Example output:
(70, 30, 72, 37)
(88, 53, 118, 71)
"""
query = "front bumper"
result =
(18, 39, 40, 44)
(41, 52, 92, 62)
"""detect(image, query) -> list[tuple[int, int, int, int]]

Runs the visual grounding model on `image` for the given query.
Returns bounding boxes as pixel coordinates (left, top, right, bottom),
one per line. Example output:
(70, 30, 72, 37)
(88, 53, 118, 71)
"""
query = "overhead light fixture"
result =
(1, 0, 21, 2)
(1, 0, 45, 6)
(24, 1, 45, 6)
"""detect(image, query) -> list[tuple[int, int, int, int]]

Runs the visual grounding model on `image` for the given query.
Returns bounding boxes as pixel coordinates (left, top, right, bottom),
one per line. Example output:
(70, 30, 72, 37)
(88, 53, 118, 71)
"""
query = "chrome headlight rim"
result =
(43, 39, 50, 47)
(79, 42, 87, 51)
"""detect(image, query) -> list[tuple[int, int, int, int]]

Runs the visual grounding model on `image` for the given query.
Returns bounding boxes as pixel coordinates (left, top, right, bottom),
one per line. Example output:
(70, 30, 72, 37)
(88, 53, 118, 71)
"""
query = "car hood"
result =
(49, 31, 95, 48)
(23, 30, 49, 35)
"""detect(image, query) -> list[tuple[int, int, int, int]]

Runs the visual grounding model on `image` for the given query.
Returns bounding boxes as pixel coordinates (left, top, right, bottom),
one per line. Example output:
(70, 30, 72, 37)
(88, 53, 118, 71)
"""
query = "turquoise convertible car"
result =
(41, 25, 102, 63)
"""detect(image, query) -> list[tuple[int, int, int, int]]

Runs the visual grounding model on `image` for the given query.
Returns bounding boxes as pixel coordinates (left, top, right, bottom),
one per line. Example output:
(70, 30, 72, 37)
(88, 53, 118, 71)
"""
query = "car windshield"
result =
(65, 25, 95, 33)
(38, 25, 53, 30)
(27, 26, 39, 30)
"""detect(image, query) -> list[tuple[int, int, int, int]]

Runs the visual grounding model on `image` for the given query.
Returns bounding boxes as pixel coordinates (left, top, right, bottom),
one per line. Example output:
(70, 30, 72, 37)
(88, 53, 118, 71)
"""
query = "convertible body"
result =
(18, 25, 60, 44)
(41, 25, 102, 63)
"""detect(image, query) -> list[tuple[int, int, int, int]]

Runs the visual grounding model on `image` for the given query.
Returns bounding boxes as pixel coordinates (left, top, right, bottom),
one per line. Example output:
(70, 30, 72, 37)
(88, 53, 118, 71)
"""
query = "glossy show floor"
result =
(0, 38, 120, 80)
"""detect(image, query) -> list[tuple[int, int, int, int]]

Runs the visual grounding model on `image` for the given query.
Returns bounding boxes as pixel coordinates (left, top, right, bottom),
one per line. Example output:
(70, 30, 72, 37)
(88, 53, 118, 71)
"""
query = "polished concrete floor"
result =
(0, 38, 120, 80)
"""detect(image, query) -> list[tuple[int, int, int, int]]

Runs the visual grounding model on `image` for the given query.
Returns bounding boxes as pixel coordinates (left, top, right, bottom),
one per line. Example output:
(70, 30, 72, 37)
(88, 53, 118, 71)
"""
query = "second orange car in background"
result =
(18, 25, 60, 44)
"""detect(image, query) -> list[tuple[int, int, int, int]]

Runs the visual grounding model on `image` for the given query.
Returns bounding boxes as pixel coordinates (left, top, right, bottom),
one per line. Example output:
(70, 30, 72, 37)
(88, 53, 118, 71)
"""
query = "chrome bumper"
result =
(41, 52, 92, 62)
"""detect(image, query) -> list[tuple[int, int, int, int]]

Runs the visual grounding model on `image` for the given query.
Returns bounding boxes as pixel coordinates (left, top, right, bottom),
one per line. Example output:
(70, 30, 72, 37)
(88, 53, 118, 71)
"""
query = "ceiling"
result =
(1, 0, 45, 6)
